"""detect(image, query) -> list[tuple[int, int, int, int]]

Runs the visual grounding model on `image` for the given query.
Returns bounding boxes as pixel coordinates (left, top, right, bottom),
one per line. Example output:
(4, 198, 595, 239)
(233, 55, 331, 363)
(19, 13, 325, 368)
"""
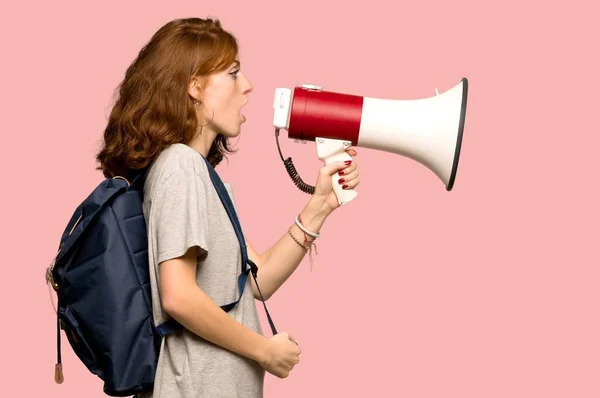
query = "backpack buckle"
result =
(247, 259, 258, 278)
(46, 266, 59, 291)
(46, 250, 61, 291)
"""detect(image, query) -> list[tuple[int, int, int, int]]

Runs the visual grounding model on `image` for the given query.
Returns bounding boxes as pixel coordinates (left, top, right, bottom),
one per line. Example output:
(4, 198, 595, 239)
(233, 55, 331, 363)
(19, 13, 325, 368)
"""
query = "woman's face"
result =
(199, 59, 253, 138)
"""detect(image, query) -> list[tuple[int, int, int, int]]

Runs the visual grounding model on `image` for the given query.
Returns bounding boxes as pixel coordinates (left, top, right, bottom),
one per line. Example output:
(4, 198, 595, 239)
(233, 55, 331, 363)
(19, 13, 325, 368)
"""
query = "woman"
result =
(96, 17, 359, 398)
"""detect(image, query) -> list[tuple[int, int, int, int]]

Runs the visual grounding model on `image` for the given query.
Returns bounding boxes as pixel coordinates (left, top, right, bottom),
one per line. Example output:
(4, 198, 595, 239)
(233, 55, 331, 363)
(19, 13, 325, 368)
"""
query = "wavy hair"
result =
(96, 17, 238, 179)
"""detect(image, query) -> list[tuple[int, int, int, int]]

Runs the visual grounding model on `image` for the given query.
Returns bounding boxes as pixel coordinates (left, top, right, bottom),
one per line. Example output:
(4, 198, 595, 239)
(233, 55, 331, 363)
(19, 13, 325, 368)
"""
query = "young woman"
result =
(96, 17, 359, 398)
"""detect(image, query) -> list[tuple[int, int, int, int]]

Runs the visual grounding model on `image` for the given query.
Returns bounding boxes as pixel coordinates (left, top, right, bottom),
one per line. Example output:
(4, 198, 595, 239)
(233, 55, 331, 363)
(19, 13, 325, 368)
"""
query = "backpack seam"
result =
(108, 203, 153, 313)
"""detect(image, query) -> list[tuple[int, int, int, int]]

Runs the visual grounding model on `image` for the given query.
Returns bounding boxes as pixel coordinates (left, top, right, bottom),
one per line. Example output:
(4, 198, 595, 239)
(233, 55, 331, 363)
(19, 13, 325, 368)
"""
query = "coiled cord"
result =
(275, 128, 315, 195)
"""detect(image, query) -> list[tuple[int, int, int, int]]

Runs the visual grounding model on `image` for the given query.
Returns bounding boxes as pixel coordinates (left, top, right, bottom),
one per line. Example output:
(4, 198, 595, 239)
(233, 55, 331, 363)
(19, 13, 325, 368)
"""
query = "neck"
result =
(188, 126, 217, 158)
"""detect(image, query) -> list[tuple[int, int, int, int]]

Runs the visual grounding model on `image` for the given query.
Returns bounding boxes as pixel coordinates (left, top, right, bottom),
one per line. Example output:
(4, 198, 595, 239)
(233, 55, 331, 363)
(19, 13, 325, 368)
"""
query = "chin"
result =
(213, 120, 243, 138)
(218, 127, 242, 138)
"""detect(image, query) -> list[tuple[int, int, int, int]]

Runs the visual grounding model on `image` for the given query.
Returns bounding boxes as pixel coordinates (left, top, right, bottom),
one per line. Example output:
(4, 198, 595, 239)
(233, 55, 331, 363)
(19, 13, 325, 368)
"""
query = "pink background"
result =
(2, 0, 598, 397)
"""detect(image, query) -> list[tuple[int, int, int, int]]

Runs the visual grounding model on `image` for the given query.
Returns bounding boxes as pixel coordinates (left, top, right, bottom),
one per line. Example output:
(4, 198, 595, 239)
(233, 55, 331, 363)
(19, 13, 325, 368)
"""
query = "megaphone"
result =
(272, 77, 469, 206)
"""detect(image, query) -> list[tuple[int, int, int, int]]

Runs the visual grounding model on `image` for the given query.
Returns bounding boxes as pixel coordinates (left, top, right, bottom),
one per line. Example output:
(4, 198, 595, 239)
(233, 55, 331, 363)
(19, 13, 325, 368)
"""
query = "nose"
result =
(242, 74, 253, 95)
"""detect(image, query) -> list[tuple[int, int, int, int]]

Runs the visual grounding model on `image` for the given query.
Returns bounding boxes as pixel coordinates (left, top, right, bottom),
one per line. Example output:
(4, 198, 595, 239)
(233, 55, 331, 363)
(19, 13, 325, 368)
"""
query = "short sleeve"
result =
(224, 183, 236, 208)
(151, 169, 209, 265)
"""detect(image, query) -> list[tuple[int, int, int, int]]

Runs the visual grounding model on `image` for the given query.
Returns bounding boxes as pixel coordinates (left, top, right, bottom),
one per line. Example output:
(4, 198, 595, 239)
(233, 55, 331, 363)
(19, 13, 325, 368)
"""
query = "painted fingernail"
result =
(338, 178, 345, 184)
(342, 184, 348, 189)
(339, 170, 344, 175)
(344, 160, 352, 165)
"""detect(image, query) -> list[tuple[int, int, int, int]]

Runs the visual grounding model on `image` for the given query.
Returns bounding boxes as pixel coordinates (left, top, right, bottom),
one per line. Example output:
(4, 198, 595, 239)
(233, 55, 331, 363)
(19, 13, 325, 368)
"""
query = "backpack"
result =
(46, 156, 277, 397)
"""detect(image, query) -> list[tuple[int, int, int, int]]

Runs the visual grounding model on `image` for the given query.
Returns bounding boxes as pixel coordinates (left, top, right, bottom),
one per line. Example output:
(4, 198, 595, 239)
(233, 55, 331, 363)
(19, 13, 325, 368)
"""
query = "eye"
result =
(229, 69, 240, 79)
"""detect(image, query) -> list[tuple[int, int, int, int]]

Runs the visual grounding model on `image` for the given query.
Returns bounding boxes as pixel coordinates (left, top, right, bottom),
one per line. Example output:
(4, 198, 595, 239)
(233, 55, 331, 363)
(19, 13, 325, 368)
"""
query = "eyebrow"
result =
(231, 60, 240, 69)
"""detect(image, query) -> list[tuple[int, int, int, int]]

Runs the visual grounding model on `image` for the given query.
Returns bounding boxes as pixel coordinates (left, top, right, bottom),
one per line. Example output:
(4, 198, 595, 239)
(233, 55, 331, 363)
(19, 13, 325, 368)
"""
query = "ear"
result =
(188, 76, 205, 102)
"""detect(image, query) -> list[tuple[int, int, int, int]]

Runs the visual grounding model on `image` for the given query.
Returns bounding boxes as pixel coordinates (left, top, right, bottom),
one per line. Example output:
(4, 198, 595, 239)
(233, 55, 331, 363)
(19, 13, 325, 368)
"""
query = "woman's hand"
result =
(311, 148, 360, 213)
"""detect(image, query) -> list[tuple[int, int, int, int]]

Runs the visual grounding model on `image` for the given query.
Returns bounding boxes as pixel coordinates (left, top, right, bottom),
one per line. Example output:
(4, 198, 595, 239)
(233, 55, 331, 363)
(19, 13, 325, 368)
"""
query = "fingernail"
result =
(339, 170, 344, 175)
(338, 178, 345, 184)
(344, 160, 352, 165)
(342, 184, 348, 189)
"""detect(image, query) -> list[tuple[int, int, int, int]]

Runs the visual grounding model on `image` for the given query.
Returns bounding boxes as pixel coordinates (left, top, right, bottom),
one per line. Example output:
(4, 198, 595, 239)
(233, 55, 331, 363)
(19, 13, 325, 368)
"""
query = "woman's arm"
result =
(159, 247, 303, 378)
(246, 197, 330, 300)
(247, 150, 360, 300)
(160, 247, 271, 361)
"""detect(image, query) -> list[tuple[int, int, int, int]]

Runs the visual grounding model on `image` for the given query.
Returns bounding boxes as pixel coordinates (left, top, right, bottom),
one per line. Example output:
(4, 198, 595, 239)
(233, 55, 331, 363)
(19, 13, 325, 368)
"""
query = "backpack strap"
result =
(129, 167, 150, 192)
(203, 157, 278, 336)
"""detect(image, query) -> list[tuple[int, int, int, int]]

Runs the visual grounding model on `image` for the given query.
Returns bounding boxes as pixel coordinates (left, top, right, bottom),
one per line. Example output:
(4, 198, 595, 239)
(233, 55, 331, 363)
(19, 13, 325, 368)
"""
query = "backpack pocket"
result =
(60, 306, 102, 377)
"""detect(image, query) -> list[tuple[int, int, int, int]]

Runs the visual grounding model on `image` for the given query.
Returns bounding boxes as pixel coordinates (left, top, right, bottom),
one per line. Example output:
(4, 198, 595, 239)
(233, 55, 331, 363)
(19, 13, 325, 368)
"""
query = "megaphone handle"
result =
(316, 137, 358, 206)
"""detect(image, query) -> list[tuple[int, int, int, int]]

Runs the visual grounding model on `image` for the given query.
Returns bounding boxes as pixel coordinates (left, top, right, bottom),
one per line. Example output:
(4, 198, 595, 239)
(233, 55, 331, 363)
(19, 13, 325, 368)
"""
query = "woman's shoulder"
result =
(145, 143, 209, 193)
(153, 143, 208, 177)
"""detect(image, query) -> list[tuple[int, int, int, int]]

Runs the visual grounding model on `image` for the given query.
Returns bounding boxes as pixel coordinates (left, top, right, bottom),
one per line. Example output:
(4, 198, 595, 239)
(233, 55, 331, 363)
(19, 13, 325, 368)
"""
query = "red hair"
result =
(96, 18, 238, 179)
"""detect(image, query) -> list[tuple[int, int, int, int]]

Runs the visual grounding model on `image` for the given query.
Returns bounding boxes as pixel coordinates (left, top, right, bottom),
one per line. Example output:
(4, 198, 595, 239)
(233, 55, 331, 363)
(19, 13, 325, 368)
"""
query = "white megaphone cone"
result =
(272, 78, 468, 205)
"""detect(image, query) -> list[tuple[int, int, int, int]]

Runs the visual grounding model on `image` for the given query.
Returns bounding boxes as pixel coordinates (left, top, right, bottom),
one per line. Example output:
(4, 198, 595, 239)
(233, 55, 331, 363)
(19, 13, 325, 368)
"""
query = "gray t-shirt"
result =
(137, 143, 265, 398)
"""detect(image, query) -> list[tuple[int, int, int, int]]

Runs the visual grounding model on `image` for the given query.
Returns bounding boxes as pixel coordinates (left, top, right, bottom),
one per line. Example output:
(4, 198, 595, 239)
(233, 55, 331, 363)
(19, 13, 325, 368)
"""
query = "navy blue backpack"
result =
(46, 156, 277, 397)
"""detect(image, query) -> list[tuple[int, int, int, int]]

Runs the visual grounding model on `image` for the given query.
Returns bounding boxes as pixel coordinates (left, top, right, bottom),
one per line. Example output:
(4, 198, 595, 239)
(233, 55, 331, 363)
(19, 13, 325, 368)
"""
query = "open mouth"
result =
(240, 101, 248, 122)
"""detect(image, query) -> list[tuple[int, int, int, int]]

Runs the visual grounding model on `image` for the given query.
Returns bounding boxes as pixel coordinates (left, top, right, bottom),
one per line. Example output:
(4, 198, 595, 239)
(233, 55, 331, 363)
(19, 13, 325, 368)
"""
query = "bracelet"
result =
(295, 214, 320, 239)
(287, 227, 308, 252)
(287, 226, 319, 271)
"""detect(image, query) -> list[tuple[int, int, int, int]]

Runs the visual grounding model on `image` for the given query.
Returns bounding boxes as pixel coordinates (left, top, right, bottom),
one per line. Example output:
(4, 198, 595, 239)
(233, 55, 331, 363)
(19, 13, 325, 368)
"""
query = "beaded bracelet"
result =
(287, 226, 318, 271)
(287, 227, 308, 251)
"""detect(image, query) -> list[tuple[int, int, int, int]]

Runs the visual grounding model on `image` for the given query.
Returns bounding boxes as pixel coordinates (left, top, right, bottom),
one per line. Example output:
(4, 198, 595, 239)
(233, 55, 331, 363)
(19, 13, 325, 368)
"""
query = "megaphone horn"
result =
(272, 78, 469, 205)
